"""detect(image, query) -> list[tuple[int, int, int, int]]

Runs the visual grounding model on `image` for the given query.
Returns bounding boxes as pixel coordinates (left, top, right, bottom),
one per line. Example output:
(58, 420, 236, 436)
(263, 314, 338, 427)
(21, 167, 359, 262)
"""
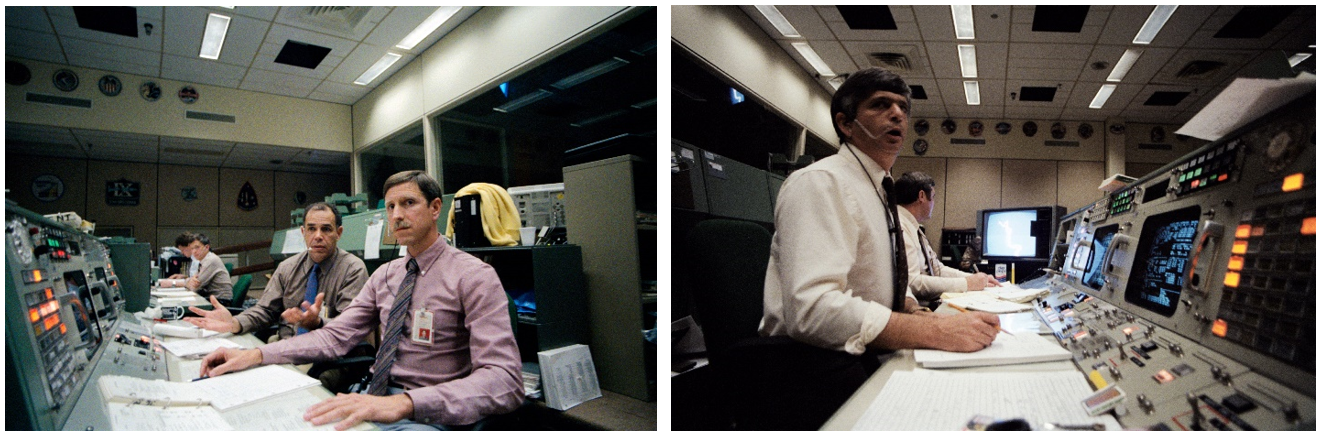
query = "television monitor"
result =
(978, 206, 1064, 260)
(1124, 206, 1201, 318)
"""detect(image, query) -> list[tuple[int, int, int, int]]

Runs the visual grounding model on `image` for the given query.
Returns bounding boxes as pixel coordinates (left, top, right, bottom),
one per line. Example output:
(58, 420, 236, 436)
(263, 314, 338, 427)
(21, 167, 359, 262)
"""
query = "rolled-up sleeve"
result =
(765, 170, 894, 355)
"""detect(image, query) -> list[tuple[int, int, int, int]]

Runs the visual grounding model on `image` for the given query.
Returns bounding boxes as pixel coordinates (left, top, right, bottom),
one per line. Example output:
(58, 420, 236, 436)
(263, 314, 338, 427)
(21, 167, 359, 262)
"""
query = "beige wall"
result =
(352, 6, 637, 150)
(672, 5, 836, 146)
(898, 119, 1105, 161)
(6, 58, 351, 152)
(8, 154, 348, 292)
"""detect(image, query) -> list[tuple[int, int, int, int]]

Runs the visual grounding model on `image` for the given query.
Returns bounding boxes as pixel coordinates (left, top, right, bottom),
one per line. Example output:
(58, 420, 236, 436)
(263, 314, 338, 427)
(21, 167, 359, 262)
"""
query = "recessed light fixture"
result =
(756, 5, 800, 38)
(570, 109, 627, 127)
(353, 53, 402, 85)
(963, 80, 980, 105)
(397, 6, 461, 50)
(1288, 53, 1312, 67)
(630, 98, 656, 109)
(1107, 49, 1143, 82)
(1090, 84, 1117, 108)
(551, 57, 629, 90)
(792, 42, 835, 76)
(958, 44, 977, 78)
(494, 89, 552, 113)
(951, 5, 975, 39)
(199, 13, 231, 60)
(1133, 5, 1177, 44)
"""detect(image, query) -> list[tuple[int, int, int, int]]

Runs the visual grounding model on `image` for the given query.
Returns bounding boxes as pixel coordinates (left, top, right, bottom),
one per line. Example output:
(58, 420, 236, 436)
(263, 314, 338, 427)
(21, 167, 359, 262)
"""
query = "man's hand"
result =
(964, 273, 1001, 291)
(185, 276, 201, 290)
(167, 273, 185, 280)
(199, 347, 262, 378)
(304, 392, 414, 430)
(929, 311, 1000, 352)
(185, 296, 241, 333)
(281, 293, 324, 331)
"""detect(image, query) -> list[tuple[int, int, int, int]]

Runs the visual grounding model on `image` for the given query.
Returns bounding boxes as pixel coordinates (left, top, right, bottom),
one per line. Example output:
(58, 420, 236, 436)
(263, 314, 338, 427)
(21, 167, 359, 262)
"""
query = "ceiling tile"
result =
(160, 54, 246, 88)
(7, 6, 54, 33)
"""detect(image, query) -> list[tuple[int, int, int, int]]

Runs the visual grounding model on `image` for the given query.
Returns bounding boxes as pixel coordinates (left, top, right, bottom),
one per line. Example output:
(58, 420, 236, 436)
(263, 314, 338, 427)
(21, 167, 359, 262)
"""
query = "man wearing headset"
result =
(758, 67, 1001, 428)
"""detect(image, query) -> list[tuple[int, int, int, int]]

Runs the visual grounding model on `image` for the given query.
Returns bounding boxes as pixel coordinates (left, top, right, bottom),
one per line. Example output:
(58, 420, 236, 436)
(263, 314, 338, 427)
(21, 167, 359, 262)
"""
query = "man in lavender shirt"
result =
(199, 170, 524, 430)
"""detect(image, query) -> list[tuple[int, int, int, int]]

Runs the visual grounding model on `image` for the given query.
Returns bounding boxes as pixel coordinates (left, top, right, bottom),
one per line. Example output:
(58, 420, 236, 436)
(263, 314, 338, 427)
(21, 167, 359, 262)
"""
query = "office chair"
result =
(685, 219, 885, 430)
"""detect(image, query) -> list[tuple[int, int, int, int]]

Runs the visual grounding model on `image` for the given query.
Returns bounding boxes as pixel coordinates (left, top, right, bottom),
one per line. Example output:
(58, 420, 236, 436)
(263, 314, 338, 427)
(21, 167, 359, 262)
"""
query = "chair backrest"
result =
(231, 274, 252, 302)
(684, 219, 772, 356)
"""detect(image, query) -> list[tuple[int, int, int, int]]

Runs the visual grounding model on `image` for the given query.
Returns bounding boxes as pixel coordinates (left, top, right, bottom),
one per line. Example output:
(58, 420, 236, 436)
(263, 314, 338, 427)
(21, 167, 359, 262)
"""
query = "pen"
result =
(949, 304, 1015, 336)
(191, 375, 209, 382)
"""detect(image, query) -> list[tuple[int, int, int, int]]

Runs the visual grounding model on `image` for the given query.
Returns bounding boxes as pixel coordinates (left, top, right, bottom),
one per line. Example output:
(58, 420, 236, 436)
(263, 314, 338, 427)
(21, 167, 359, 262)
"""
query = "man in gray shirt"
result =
(175, 233, 232, 300)
(186, 202, 367, 341)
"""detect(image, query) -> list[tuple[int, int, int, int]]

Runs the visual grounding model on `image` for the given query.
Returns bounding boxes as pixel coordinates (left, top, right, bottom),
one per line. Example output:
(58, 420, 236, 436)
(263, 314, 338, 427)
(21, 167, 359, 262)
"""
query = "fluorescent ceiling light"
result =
(631, 98, 656, 109)
(963, 80, 980, 105)
(1288, 53, 1312, 67)
(353, 53, 402, 85)
(958, 44, 977, 78)
(951, 5, 975, 39)
(570, 109, 627, 128)
(199, 13, 231, 60)
(1107, 49, 1143, 82)
(494, 89, 552, 113)
(1090, 84, 1117, 109)
(792, 42, 834, 76)
(756, 5, 800, 37)
(1133, 5, 1177, 44)
(397, 6, 462, 50)
(551, 57, 630, 90)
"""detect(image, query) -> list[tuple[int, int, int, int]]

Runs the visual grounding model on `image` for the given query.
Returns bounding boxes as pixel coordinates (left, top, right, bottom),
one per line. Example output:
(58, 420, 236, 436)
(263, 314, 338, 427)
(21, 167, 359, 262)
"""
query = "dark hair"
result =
(383, 170, 443, 203)
(895, 171, 935, 206)
(174, 232, 196, 248)
(830, 67, 911, 144)
(304, 202, 342, 227)
(192, 232, 211, 246)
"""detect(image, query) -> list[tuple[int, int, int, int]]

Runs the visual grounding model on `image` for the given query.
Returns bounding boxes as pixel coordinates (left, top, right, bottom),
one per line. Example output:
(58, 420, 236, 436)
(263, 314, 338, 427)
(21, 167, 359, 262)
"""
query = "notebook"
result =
(914, 331, 1072, 369)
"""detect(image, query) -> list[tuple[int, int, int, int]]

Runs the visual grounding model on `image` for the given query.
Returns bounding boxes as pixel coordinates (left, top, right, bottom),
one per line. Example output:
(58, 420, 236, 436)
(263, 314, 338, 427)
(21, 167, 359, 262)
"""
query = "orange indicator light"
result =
(1212, 319, 1228, 337)
(1303, 217, 1316, 235)
(1227, 256, 1244, 271)
(1218, 174, 1227, 182)
(1235, 224, 1252, 238)
(1223, 271, 1240, 288)
(59, 323, 67, 335)
(29, 308, 40, 323)
(1282, 173, 1304, 192)
(1232, 240, 1248, 254)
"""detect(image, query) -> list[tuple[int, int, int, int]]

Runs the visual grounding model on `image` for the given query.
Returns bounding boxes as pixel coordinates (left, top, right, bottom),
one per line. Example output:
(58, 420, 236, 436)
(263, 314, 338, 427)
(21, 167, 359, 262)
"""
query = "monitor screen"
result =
(1124, 206, 1200, 317)
(983, 209, 1042, 258)
(1082, 224, 1119, 290)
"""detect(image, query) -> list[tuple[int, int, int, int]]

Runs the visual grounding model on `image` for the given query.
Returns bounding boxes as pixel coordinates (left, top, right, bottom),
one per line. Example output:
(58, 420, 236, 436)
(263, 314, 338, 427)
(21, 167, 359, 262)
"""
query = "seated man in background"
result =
(893, 171, 1000, 309)
(164, 232, 197, 280)
(198, 170, 523, 430)
(178, 233, 232, 300)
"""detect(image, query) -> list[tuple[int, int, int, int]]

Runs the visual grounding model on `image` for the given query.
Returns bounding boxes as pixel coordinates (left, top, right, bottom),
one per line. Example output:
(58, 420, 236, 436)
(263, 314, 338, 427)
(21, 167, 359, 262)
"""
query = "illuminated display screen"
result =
(1124, 206, 1200, 317)
(984, 210, 1039, 258)
(1082, 224, 1119, 290)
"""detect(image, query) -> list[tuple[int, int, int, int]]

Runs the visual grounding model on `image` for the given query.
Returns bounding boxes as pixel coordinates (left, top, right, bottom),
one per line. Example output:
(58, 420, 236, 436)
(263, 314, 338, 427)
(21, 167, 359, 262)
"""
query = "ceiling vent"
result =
(867, 52, 912, 71)
(27, 93, 92, 109)
(1175, 60, 1226, 79)
(293, 6, 371, 34)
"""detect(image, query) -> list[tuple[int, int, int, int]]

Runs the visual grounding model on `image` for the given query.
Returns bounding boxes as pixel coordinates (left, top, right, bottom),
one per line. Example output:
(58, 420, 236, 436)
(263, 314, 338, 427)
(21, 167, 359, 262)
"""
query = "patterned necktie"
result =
(917, 226, 939, 276)
(297, 263, 320, 335)
(366, 258, 419, 396)
(881, 177, 909, 311)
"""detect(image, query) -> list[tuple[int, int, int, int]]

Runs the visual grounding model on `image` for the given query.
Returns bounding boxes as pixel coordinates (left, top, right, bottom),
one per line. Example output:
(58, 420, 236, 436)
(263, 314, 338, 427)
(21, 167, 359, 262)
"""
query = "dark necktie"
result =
(366, 258, 419, 396)
(297, 263, 320, 335)
(881, 177, 909, 311)
(917, 226, 938, 276)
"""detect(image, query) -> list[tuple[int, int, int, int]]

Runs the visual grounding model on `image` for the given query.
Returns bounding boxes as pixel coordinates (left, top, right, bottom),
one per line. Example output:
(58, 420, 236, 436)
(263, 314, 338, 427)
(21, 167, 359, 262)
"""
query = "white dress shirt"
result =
(760, 143, 914, 355)
(896, 206, 974, 302)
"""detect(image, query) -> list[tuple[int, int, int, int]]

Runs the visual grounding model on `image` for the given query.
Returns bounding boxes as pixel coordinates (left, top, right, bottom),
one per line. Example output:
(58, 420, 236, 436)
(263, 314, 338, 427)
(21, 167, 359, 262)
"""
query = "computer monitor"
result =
(1123, 206, 1201, 318)
(978, 206, 1064, 261)
(1081, 224, 1119, 290)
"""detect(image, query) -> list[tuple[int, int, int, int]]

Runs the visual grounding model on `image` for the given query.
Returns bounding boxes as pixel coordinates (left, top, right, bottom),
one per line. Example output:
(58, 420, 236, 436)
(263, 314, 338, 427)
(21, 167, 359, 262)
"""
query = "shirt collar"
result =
(403, 233, 449, 274)
(842, 142, 893, 196)
(896, 204, 920, 230)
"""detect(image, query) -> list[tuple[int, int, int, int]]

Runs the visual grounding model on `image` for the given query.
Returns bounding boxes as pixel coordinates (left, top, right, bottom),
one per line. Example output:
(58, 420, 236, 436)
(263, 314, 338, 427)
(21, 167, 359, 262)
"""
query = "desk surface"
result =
(821, 307, 1077, 430)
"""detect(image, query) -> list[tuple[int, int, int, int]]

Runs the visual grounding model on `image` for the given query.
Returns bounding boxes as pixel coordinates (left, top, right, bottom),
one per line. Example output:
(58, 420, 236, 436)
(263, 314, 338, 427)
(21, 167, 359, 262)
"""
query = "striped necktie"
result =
(366, 258, 419, 396)
(881, 177, 909, 311)
(917, 226, 940, 276)
(297, 263, 320, 335)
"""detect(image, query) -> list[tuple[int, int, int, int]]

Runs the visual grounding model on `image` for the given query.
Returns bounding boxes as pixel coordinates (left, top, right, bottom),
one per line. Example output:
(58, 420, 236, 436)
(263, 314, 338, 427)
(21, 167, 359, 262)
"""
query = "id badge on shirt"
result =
(411, 308, 434, 344)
